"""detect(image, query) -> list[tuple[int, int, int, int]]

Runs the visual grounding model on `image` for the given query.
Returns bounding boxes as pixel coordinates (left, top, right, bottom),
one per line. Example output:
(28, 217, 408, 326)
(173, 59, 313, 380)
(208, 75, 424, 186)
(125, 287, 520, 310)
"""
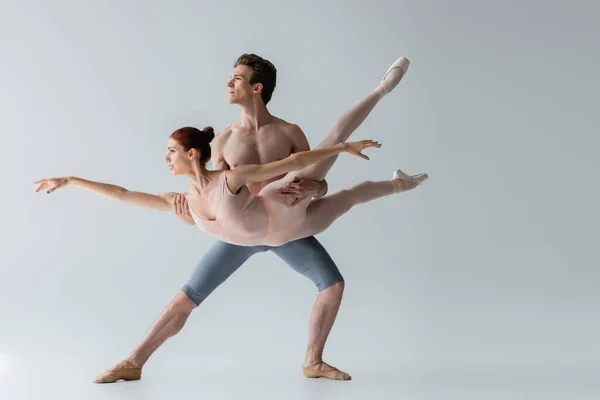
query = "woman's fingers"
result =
(363, 140, 381, 148)
(47, 183, 61, 193)
(34, 177, 67, 193)
(34, 179, 49, 192)
(35, 180, 54, 192)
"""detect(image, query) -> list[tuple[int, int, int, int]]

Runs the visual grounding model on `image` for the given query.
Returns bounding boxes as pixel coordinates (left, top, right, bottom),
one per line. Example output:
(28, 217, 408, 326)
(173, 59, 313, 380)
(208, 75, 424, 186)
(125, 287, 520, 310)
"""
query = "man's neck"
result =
(238, 99, 274, 131)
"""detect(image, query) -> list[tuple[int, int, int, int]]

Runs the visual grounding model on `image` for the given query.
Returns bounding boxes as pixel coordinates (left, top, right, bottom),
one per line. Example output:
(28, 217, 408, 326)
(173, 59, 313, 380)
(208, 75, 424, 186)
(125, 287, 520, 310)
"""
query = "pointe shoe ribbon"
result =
(302, 363, 351, 380)
(93, 360, 142, 383)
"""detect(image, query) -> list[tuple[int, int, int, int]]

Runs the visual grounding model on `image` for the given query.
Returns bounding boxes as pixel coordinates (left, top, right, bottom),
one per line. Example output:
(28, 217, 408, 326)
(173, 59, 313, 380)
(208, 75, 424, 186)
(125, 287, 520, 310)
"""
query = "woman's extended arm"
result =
(225, 140, 380, 193)
(34, 176, 174, 211)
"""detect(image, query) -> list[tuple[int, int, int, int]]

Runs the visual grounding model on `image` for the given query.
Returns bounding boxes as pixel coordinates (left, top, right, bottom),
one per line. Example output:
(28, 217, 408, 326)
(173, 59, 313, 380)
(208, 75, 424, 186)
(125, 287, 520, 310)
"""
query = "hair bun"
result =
(202, 126, 215, 142)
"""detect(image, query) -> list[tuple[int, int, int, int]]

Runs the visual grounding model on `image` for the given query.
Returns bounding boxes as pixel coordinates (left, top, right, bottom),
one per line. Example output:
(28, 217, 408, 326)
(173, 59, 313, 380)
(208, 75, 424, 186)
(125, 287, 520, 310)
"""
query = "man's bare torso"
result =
(212, 117, 307, 195)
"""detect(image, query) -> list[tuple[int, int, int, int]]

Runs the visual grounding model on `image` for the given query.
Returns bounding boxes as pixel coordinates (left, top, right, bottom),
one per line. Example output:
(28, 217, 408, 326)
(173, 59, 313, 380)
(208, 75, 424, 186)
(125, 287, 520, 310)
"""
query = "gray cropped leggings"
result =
(181, 235, 344, 306)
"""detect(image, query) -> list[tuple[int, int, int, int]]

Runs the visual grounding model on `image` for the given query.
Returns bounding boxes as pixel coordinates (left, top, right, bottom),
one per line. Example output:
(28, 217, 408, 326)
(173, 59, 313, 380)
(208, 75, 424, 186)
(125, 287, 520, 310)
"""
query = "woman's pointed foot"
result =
(377, 56, 410, 96)
(392, 169, 428, 192)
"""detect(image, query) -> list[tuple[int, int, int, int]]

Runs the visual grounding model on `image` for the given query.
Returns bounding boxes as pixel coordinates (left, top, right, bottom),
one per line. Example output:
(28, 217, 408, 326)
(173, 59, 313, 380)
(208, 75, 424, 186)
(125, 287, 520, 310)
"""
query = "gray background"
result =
(1, 0, 598, 399)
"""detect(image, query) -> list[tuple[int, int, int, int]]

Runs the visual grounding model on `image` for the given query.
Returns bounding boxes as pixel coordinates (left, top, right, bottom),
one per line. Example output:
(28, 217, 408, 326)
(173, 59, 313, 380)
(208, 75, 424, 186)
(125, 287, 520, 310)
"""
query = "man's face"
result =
(228, 64, 255, 104)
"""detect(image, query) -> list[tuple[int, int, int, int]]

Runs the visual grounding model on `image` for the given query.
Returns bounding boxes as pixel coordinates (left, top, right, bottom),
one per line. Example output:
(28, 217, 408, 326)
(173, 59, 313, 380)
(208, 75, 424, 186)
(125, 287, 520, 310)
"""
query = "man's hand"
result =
(172, 193, 195, 225)
(277, 177, 328, 206)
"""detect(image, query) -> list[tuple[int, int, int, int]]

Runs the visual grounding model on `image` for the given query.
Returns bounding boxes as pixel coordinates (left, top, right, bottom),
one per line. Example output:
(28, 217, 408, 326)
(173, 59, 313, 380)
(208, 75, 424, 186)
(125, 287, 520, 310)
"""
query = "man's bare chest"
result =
(223, 129, 293, 167)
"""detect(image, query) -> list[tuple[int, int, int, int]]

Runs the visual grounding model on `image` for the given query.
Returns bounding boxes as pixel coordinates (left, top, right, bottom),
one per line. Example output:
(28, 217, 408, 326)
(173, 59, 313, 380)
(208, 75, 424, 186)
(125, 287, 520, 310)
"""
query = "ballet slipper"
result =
(377, 56, 410, 96)
(409, 173, 429, 184)
(93, 360, 142, 384)
(392, 169, 428, 192)
(302, 363, 351, 380)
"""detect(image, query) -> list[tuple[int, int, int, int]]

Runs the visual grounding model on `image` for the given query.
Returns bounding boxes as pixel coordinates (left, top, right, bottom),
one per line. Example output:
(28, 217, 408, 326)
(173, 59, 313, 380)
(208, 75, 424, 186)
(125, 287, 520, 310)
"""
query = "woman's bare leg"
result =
(294, 170, 428, 240)
(291, 57, 410, 183)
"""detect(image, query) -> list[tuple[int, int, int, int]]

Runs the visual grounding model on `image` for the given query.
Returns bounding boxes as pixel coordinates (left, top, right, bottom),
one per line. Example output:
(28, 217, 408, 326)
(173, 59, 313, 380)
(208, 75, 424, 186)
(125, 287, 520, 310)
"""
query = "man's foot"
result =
(376, 56, 410, 97)
(93, 360, 142, 384)
(302, 361, 351, 380)
(392, 169, 428, 192)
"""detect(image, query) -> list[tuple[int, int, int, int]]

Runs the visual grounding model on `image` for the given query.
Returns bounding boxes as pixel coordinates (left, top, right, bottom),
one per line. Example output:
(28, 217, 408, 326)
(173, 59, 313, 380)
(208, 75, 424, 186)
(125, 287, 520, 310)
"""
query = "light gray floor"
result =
(2, 334, 598, 400)
(2, 351, 597, 400)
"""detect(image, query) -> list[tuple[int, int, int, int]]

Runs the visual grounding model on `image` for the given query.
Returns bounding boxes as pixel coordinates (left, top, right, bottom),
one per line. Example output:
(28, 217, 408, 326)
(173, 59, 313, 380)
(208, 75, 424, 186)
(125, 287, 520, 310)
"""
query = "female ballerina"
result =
(34, 59, 428, 247)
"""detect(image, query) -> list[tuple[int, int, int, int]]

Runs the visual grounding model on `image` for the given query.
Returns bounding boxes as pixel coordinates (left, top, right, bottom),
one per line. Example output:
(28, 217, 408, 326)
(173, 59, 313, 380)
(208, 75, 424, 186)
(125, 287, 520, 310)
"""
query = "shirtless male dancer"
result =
(94, 53, 409, 383)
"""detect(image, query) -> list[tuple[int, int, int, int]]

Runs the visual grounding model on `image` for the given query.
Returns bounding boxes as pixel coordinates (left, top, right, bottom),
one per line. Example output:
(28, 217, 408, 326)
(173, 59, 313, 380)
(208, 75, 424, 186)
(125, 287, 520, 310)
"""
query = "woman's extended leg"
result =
(290, 56, 410, 183)
(293, 170, 428, 240)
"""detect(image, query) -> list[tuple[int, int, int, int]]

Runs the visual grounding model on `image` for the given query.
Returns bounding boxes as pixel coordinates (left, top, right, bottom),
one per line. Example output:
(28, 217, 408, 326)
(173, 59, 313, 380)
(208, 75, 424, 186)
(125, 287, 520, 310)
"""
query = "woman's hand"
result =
(344, 140, 381, 160)
(34, 177, 70, 194)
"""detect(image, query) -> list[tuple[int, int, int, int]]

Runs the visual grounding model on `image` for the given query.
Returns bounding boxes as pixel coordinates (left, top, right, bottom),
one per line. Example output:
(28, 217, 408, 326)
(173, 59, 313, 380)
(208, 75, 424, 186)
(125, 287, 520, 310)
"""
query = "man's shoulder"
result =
(270, 117, 309, 151)
(271, 117, 304, 137)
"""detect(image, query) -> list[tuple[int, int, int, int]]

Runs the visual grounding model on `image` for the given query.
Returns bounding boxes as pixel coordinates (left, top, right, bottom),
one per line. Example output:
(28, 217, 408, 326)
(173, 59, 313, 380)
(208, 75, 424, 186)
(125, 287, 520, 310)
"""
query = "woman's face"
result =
(165, 138, 193, 176)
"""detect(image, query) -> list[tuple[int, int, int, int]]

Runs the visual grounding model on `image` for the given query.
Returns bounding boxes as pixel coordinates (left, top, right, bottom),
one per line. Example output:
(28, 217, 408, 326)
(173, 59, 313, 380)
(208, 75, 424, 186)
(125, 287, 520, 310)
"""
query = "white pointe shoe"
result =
(392, 169, 428, 192)
(378, 56, 410, 95)
(410, 173, 429, 184)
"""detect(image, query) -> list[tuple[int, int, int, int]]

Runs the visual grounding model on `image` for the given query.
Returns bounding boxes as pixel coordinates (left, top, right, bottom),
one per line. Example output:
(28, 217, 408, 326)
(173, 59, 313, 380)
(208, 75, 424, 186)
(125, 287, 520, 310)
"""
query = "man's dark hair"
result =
(234, 53, 277, 105)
